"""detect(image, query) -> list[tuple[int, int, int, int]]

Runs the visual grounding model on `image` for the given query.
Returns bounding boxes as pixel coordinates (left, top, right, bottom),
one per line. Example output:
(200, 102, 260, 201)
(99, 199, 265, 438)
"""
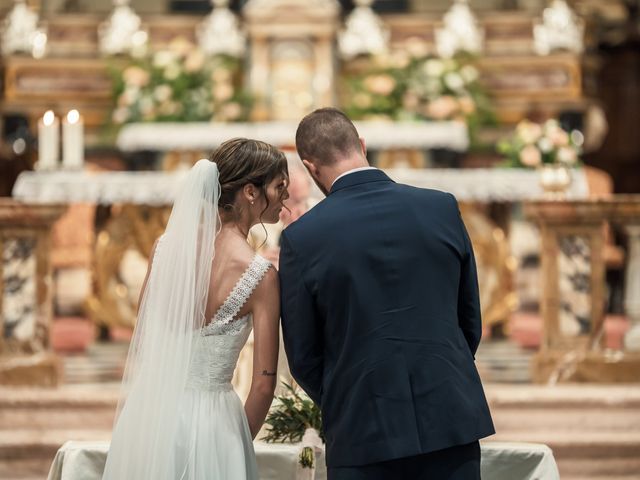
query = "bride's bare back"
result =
(206, 230, 259, 323)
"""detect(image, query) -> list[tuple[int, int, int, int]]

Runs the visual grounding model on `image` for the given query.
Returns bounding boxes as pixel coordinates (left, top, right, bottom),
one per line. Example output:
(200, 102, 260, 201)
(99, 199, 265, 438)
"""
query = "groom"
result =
(279, 108, 494, 479)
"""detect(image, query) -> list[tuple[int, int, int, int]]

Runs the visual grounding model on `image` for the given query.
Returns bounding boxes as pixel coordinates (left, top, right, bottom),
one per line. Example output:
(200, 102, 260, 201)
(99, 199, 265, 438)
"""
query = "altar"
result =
(47, 440, 560, 480)
(2, 0, 640, 478)
(11, 166, 591, 352)
(115, 121, 470, 153)
(11, 167, 590, 205)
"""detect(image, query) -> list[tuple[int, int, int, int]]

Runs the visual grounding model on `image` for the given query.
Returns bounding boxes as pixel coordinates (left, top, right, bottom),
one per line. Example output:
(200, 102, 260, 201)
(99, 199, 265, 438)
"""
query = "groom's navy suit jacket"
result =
(279, 169, 494, 468)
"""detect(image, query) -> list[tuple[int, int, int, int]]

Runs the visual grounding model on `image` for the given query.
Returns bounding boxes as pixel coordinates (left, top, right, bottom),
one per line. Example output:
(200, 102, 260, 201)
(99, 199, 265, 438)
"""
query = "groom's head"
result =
(296, 108, 367, 195)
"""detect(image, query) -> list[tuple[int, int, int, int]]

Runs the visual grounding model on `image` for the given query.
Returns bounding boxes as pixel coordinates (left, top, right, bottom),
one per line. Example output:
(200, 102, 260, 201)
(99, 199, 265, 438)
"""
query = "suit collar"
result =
(329, 168, 394, 195)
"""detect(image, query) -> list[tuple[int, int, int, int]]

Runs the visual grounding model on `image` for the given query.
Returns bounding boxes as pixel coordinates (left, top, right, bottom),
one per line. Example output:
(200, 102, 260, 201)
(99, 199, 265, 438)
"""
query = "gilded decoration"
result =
(459, 204, 517, 329)
(86, 205, 169, 329)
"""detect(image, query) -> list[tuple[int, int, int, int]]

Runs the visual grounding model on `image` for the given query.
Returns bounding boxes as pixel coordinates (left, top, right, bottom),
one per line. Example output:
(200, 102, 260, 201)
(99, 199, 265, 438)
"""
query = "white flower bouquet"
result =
(340, 53, 494, 145)
(498, 119, 582, 168)
(110, 38, 251, 125)
(401, 57, 489, 122)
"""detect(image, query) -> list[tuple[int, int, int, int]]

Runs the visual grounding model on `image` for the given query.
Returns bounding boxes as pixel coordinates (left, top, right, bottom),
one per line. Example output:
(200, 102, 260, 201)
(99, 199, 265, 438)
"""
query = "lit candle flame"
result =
(67, 109, 80, 124)
(43, 110, 55, 126)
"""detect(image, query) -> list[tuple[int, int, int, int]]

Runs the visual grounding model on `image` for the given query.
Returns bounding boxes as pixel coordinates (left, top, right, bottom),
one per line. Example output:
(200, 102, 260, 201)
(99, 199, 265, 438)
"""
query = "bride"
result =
(102, 138, 290, 479)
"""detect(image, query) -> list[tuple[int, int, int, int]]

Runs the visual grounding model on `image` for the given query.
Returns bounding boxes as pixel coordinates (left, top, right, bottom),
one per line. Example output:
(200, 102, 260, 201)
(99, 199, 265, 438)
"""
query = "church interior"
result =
(0, 0, 639, 478)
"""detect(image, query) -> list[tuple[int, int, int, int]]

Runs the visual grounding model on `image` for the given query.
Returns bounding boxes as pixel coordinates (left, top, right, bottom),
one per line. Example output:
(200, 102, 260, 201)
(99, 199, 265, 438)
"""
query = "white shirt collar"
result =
(331, 166, 378, 188)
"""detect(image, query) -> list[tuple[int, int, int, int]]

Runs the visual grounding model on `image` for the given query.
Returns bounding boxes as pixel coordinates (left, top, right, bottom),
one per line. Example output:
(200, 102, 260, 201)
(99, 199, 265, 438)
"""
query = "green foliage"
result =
(498, 119, 581, 168)
(109, 42, 252, 126)
(262, 382, 323, 444)
(339, 54, 496, 147)
(299, 446, 315, 468)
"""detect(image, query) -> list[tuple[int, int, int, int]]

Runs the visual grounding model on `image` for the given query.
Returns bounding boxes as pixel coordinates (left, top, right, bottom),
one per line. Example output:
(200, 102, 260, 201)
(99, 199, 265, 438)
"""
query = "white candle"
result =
(37, 110, 59, 170)
(62, 109, 84, 170)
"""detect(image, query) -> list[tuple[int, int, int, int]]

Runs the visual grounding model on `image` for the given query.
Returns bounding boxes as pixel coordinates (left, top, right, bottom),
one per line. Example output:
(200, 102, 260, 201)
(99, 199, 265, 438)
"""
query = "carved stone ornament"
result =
(98, 0, 148, 57)
(1, 0, 47, 58)
(338, 0, 389, 59)
(197, 0, 245, 57)
(245, 0, 339, 15)
(533, 0, 584, 56)
(435, 0, 484, 59)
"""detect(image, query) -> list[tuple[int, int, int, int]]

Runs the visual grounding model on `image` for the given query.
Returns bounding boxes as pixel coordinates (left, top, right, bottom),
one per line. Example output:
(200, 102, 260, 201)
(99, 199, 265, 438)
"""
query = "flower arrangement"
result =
(341, 54, 493, 128)
(498, 119, 582, 168)
(262, 382, 323, 468)
(110, 38, 251, 125)
(401, 56, 491, 122)
(262, 382, 323, 444)
(341, 65, 406, 121)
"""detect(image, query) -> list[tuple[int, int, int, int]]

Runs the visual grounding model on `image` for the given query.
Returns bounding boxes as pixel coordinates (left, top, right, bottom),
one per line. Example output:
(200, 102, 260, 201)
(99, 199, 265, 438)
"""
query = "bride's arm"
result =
(244, 266, 280, 439)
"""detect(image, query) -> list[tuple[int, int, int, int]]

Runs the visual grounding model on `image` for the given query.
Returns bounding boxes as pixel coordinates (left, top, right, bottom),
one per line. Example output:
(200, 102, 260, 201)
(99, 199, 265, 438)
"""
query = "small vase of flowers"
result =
(498, 119, 582, 197)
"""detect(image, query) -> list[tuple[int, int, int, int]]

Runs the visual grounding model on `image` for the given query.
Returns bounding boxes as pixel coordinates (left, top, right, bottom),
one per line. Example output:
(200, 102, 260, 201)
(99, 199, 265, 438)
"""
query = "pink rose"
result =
(557, 147, 577, 164)
(364, 75, 396, 96)
(516, 120, 543, 144)
(426, 95, 459, 120)
(549, 128, 569, 147)
(520, 145, 542, 167)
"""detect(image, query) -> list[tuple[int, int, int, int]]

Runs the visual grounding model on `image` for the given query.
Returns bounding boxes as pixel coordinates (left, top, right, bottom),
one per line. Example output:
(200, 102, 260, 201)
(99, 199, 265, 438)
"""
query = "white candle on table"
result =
(62, 109, 84, 170)
(37, 110, 59, 170)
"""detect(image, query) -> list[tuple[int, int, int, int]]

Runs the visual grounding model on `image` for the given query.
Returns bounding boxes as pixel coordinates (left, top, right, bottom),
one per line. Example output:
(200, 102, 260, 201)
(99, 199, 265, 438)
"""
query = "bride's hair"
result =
(210, 138, 289, 220)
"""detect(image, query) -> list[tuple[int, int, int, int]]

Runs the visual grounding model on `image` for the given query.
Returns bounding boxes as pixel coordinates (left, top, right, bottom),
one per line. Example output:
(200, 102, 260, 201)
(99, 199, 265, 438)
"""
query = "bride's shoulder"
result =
(248, 259, 279, 300)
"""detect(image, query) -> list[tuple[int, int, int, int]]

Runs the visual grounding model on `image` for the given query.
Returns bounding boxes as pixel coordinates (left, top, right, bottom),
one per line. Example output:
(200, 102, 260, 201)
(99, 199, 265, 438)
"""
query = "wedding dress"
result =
(175, 250, 271, 479)
(102, 159, 271, 480)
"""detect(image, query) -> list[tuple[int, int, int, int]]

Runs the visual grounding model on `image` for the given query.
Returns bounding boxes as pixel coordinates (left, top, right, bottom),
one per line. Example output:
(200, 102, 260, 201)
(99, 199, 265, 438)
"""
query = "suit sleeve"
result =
(450, 194, 482, 357)
(278, 231, 324, 405)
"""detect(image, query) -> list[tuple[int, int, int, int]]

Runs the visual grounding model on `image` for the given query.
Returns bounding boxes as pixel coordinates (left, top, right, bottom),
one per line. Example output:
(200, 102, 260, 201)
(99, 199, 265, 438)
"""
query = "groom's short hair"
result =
(296, 108, 362, 165)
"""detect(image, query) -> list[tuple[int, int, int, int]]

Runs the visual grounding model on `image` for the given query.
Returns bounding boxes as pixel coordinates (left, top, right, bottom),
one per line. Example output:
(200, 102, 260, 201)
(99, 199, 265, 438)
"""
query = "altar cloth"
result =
(115, 121, 470, 152)
(13, 168, 588, 205)
(47, 440, 560, 480)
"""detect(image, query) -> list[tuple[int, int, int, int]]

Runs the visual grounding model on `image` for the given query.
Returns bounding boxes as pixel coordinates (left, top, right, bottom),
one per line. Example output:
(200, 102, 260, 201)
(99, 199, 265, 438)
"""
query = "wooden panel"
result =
(1, 57, 116, 138)
(478, 55, 583, 100)
(383, 11, 536, 56)
(4, 57, 113, 102)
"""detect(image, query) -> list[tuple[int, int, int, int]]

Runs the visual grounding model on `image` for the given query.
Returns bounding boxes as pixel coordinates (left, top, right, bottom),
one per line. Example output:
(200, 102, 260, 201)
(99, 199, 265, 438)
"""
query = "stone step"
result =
(0, 386, 118, 431)
(2, 384, 640, 479)
(475, 340, 535, 383)
(3, 384, 639, 431)
(0, 430, 110, 480)
(1, 429, 639, 479)
(493, 407, 640, 433)
(491, 432, 640, 478)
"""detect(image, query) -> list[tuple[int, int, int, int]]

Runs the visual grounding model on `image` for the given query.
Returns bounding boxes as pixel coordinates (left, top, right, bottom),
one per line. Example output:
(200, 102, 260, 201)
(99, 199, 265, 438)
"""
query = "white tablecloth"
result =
(115, 121, 469, 152)
(47, 440, 559, 480)
(12, 168, 588, 205)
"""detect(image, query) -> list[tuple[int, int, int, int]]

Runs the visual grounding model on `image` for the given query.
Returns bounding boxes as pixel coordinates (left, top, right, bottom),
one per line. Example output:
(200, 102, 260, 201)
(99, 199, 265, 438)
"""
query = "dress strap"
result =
(213, 255, 272, 326)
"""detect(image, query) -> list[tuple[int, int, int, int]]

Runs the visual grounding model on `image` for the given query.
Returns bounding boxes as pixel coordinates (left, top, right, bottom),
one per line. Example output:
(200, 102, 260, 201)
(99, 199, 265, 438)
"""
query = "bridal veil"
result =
(102, 159, 220, 479)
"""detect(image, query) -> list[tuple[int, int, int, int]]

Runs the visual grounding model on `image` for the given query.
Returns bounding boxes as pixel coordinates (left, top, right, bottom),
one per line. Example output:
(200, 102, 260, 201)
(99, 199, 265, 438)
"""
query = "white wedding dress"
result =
(104, 241, 272, 480)
(174, 252, 272, 479)
(103, 160, 275, 480)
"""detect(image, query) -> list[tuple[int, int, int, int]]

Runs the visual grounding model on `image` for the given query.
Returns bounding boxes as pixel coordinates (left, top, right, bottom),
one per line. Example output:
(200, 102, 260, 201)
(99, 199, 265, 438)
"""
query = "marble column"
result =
(623, 225, 640, 351)
(524, 197, 640, 383)
(0, 200, 67, 386)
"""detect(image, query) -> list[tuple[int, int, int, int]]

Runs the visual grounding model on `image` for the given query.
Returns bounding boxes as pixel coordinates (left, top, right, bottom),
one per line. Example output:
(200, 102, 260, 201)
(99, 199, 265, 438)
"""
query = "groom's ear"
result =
(359, 137, 367, 158)
(302, 159, 318, 179)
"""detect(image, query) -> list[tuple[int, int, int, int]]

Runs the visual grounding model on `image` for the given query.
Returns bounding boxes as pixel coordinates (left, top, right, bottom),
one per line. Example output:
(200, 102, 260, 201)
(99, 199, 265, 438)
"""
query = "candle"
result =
(62, 109, 84, 170)
(37, 110, 59, 170)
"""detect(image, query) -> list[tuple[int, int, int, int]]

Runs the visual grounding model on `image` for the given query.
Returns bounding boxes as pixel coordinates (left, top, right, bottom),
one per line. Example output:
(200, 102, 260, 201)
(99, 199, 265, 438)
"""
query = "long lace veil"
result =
(103, 159, 220, 479)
